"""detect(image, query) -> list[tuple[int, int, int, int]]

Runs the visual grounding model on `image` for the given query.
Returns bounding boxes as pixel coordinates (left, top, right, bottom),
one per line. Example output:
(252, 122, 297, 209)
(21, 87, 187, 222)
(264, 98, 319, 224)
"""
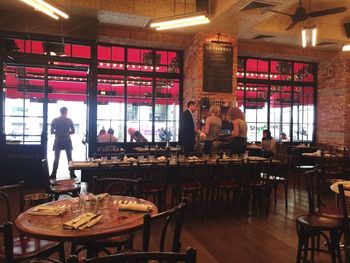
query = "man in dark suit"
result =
(179, 100, 197, 153)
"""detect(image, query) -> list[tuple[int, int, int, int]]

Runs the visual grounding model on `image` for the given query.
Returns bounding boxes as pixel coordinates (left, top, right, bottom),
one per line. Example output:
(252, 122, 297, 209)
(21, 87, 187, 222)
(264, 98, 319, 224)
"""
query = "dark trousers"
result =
(203, 140, 213, 154)
(230, 137, 247, 155)
(182, 141, 195, 154)
(51, 148, 73, 177)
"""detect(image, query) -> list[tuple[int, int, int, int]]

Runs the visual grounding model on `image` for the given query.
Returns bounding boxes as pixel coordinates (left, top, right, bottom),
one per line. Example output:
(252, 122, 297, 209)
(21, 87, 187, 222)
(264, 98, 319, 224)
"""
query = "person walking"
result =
(50, 107, 75, 179)
(179, 100, 197, 153)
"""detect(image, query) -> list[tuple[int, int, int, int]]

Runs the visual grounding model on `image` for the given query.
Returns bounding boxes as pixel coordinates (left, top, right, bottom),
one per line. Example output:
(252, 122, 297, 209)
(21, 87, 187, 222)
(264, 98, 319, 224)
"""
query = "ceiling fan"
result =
(269, 0, 347, 30)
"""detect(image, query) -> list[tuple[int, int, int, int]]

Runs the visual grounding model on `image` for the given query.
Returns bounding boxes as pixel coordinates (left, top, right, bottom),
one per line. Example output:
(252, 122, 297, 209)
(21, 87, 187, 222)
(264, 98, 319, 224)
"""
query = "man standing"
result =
(179, 100, 197, 153)
(50, 107, 75, 179)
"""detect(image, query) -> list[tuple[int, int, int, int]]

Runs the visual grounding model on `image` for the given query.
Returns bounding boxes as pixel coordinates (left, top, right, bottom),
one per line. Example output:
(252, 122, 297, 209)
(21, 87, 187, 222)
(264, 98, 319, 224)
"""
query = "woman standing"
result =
(228, 107, 247, 155)
(203, 105, 222, 154)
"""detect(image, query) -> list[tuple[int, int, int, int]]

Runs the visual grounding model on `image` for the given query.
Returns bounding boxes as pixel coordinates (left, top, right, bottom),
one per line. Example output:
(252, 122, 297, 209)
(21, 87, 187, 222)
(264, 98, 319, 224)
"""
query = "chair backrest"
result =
(92, 176, 142, 198)
(143, 197, 188, 252)
(176, 160, 207, 185)
(215, 159, 244, 185)
(67, 247, 197, 263)
(338, 184, 350, 250)
(136, 161, 169, 192)
(0, 221, 14, 261)
(303, 169, 322, 215)
(0, 182, 25, 221)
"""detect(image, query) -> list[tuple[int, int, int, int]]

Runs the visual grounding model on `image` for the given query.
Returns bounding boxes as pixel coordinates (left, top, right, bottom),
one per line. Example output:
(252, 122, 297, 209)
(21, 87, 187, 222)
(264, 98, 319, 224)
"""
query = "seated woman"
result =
(261, 129, 276, 158)
(203, 105, 222, 154)
(128, 127, 148, 142)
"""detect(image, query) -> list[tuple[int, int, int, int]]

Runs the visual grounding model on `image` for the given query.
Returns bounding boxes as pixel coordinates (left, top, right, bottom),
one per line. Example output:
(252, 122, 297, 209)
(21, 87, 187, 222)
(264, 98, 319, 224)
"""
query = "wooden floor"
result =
(0, 177, 340, 263)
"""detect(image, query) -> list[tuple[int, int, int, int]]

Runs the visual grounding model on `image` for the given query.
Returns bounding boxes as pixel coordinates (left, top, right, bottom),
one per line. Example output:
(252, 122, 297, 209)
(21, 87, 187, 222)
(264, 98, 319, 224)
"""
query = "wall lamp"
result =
(20, 0, 69, 20)
(148, 11, 209, 30)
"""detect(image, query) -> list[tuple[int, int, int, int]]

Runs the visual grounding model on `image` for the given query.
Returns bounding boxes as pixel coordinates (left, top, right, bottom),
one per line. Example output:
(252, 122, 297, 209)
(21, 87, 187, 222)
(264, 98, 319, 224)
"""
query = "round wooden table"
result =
(330, 181, 350, 197)
(15, 195, 158, 243)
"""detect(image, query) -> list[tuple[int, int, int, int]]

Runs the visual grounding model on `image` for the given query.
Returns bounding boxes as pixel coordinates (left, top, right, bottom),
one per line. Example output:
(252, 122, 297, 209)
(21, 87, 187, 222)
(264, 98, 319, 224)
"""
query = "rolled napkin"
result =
(157, 156, 167, 161)
(188, 156, 199, 160)
(29, 205, 68, 216)
(96, 193, 109, 201)
(63, 213, 102, 230)
(118, 201, 153, 212)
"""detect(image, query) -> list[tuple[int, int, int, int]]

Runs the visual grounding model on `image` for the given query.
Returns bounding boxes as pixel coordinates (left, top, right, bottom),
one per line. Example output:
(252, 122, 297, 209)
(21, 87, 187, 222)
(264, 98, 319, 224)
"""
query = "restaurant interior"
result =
(1, 0, 350, 262)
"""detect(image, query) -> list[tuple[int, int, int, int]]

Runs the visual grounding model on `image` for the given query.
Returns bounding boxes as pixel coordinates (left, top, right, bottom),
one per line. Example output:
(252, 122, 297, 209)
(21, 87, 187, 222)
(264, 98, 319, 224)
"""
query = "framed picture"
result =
(327, 66, 334, 78)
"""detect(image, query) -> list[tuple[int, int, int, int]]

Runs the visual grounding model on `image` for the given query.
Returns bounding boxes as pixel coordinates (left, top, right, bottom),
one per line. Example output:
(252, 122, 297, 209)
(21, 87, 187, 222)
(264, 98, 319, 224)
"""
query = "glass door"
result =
(47, 63, 88, 178)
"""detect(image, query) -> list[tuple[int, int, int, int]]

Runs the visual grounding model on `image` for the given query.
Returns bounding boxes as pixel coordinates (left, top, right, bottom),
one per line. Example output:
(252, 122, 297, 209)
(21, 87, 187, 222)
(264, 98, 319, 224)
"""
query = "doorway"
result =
(46, 64, 88, 179)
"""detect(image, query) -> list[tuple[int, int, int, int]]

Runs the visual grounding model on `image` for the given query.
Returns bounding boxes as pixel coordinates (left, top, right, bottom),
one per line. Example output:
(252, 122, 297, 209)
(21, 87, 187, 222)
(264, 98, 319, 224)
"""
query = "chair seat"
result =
(0, 237, 60, 260)
(179, 182, 201, 191)
(296, 215, 341, 229)
(21, 258, 62, 263)
(213, 180, 238, 189)
(316, 207, 343, 219)
(50, 178, 80, 186)
(297, 165, 316, 170)
(50, 183, 80, 193)
(269, 176, 287, 182)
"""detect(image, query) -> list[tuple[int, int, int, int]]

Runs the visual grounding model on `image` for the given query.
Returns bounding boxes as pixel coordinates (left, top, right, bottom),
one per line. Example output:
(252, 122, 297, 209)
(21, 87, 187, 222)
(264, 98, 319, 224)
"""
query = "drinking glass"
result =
(148, 155, 154, 161)
(179, 154, 185, 161)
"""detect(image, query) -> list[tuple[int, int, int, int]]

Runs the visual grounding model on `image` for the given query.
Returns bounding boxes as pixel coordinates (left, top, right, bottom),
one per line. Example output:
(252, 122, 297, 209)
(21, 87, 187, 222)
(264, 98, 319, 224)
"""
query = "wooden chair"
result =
(210, 159, 243, 218)
(295, 169, 342, 263)
(67, 247, 197, 263)
(136, 160, 169, 211)
(71, 176, 142, 257)
(172, 160, 207, 209)
(0, 183, 65, 263)
(292, 148, 317, 190)
(338, 184, 350, 263)
(241, 160, 270, 216)
(42, 159, 80, 200)
(268, 158, 289, 210)
(142, 197, 188, 252)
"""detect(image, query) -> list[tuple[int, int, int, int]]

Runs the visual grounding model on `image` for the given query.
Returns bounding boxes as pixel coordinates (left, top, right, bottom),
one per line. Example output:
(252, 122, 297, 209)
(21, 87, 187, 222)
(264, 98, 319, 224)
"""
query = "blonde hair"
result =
(228, 107, 245, 121)
(209, 105, 221, 115)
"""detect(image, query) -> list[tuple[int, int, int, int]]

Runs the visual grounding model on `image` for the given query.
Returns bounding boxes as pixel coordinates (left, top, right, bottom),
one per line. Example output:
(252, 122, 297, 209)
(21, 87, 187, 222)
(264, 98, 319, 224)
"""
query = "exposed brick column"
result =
(317, 52, 350, 147)
(183, 32, 237, 126)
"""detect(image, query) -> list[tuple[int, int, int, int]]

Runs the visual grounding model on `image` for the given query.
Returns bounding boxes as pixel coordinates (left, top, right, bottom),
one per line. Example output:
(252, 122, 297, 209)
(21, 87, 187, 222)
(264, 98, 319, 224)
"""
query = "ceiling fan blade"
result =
(286, 21, 298, 31)
(309, 7, 347, 17)
(268, 10, 293, 17)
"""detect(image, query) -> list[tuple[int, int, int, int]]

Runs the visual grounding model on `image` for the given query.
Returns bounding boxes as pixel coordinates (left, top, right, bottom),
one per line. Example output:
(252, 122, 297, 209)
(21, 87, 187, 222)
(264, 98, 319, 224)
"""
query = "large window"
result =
(97, 44, 182, 143)
(238, 57, 316, 142)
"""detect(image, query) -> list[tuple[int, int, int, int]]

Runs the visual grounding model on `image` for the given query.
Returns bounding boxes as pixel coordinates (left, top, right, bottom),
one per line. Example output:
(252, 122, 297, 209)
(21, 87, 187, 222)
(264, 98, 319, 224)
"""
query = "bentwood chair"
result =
(71, 176, 142, 257)
(136, 160, 169, 211)
(42, 159, 80, 200)
(338, 184, 350, 263)
(172, 160, 207, 209)
(67, 247, 197, 263)
(210, 159, 243, 218)
(295, 169, 342, 263)
(0, 183, 65, 263)
(142, 197, 188, 253)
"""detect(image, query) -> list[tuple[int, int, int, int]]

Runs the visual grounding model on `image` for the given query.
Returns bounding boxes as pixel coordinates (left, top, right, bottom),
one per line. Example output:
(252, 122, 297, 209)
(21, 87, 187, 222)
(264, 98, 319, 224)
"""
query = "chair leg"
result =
(58, 242, 65, 262)
(285, 181, 288, 211)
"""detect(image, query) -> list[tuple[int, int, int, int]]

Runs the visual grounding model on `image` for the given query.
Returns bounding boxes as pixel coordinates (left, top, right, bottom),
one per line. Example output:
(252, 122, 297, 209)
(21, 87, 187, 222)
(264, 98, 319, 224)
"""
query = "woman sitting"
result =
(261, 129, 276, 158)
(203, 105, 222, 154)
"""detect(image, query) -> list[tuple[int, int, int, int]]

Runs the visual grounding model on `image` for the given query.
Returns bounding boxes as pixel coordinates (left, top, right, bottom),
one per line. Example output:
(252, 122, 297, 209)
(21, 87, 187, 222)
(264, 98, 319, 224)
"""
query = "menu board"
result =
(203, 42, 233, 93)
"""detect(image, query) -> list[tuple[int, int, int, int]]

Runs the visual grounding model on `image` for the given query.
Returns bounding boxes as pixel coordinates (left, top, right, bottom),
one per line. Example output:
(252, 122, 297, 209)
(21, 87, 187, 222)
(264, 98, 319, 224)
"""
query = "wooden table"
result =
(15, 195, 157, 257)
(133, 146, 181, 153)
(330, 181, 350, 197)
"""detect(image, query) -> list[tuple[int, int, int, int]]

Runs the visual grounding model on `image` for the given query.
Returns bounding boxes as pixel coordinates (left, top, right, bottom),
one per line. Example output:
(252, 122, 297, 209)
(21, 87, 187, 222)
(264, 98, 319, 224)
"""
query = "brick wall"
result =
(183, 32, 237, 125)
(317, 52, 350, 147)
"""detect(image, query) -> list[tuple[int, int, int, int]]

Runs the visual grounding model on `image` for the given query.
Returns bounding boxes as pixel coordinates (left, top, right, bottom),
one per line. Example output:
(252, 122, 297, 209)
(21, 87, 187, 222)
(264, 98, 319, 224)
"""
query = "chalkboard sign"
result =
(203, 42, 233, 93)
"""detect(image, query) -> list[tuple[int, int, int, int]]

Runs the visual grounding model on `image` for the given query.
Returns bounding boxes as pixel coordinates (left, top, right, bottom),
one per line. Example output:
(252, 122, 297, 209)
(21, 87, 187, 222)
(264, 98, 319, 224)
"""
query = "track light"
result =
(20, 0, 69, 20)
(149, 11, 209, 31)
